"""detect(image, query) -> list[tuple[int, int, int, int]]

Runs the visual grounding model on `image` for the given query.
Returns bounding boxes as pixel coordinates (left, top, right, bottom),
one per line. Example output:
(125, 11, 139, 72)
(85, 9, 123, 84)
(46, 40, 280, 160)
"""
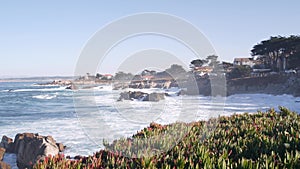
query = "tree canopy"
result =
(114, 71, 134, 81)
(251, 35, 300, 71)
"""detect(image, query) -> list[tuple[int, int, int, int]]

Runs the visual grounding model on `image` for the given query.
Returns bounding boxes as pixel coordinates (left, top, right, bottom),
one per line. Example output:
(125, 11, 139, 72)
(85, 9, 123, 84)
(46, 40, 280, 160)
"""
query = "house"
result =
(103, 74, 113, 80)
(193, 66, 213, 76)
(95, 73, 113, 80)
(141, 75, 154, 81)
(233, 58, 256, 67)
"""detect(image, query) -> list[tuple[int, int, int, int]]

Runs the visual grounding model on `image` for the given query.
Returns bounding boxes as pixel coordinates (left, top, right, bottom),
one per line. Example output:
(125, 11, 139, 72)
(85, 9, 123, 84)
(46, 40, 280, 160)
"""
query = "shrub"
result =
(34, 107, 300, 169)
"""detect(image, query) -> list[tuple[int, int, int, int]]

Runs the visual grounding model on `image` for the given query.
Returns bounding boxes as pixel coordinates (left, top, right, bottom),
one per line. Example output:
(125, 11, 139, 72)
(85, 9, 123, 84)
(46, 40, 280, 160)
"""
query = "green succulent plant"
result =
(34, 107, 300, 169)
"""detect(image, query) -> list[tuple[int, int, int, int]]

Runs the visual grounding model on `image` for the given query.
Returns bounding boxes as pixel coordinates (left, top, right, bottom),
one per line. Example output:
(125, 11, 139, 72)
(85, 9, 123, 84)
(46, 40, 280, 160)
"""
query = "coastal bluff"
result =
(227, 74, 300, 97)
(0, 133, 64, 169)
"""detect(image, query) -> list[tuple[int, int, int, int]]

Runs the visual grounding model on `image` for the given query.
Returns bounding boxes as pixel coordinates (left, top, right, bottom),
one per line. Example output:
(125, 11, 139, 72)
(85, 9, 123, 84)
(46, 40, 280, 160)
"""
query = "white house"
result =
(233, 58, 256, 67)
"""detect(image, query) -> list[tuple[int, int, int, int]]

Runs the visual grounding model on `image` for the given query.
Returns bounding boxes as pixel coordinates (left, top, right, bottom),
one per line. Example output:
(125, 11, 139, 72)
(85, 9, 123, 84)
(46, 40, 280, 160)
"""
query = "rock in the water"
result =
(0, 136, 13, 153)
(118, 91, 146, 101)
(12, 133, 62, 169)
(65, 84, 77, 90)
(118, 91, 130, 101)
(118, 91, 164, 101)
(0, 161, 11, 169)
(39, 80, 72, 86)
(144, 93, 165, 102)
(0, 147, 5, 161)
(130, 91, 147, 100)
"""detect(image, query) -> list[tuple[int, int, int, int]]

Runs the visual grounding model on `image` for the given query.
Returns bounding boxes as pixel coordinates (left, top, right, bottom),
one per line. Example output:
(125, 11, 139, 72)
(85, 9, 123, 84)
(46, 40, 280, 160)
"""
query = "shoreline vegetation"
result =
(34, 107, 300, 168)
(1, 107, 299, 168)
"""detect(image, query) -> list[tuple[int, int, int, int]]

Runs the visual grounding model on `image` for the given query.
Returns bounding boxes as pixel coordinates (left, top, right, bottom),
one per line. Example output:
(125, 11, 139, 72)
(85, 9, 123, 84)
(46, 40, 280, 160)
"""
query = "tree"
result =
(96, 73, 102, 79)
(228, 65, 251, 79)
(206, 55, 220, 68)
(165, 64, 187, 80)
(165, 64, 186, 74)
(141, 69, 156, 76)
(251, 35, 300, 71)
(114, 71, 134, 81)
(190, 59, 208, 69)
(288, 53, 300, 70)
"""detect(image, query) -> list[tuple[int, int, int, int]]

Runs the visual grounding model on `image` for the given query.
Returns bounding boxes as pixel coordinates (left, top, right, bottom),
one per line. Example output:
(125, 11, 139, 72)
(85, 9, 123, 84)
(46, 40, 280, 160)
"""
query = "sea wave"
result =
(12, 87, 66, 92)
(31, 83, 61, 87)
(94, 85, 113, 91)
(32, 94, 57, 100)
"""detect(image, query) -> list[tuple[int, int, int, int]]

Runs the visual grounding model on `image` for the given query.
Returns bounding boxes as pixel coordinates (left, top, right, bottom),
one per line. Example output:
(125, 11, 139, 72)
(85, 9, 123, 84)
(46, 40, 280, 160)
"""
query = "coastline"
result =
(1, 79, 298, 168)
(3, 107, 299, 168)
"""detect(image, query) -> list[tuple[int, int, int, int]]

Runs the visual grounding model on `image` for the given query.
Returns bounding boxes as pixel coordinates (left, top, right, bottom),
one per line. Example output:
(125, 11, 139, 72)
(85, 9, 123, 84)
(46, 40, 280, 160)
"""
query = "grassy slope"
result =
(34, 107, 300, 169)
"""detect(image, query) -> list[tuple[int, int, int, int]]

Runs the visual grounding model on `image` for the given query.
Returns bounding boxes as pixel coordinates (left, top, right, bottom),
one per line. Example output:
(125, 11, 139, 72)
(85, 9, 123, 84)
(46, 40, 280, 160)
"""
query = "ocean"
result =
(1, 80, 300, 168)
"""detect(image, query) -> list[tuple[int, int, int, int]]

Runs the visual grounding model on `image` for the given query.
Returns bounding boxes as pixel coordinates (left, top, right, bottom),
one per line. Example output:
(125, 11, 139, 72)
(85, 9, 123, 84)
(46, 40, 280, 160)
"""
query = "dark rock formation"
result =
(39, 80, 72, 86)
(227, 74, 300, 96)
(0, 144, 11, 169)
(65, 84, 78, 90)
(118, 91, 165, 102)
(0, 133, 63, 169)
(144, 93, 165, 102)
(14, 133, 60, 169)
(118, 91, 147, 101)
(0, 161, 11, 169)
(0, 136, 13, 153)
(0, 147, 5, 161)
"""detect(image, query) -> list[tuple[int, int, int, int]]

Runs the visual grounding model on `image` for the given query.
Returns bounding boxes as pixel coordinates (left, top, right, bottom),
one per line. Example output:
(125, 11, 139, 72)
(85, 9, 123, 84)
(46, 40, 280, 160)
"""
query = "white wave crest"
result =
(32, 94, 57, 100)
(13, 87, 66, 92)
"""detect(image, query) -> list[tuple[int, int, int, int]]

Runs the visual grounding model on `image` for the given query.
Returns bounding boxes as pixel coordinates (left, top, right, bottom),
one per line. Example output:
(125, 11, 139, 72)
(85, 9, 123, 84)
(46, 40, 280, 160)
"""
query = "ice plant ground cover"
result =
(34, 107, 300, 169)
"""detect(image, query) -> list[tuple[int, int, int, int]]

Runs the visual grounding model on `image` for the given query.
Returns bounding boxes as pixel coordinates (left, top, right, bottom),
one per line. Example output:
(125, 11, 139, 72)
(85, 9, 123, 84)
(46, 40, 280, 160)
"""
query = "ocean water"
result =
(1, 81, 300, 168)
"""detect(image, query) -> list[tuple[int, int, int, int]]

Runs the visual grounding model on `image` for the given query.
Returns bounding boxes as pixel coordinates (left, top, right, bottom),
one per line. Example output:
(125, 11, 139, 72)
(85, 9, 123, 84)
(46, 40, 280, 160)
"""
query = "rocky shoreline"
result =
(227, 74, 300, 97)
(39, 74, 300, 99)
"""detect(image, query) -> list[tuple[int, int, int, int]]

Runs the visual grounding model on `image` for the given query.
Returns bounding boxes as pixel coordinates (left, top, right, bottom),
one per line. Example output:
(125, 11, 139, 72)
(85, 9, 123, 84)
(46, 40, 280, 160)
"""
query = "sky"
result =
(0, 1, 300, 77)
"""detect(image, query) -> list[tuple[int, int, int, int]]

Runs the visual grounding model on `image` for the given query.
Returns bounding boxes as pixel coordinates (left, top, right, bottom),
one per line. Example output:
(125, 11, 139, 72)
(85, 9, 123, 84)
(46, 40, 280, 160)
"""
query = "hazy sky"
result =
(1, 1, 299, 77)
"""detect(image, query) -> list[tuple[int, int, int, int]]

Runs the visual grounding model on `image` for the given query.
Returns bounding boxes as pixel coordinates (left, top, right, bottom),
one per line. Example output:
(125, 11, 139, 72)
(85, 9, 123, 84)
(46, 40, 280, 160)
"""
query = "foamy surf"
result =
(13, 86, 66, 92)
(32, 94, 57, 100)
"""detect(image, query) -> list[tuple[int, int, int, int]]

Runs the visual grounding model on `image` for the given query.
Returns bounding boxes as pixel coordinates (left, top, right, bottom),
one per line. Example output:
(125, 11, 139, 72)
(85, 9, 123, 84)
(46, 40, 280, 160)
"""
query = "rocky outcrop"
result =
(0, 133, 64, 169)
(15, 133, 61, 169)
(65, 84, 78, 90)
(0, 136, 13, 153)
(0, 142, 11, 169)
(39, 80, 72, 86)
(227, 74, 300, 96)
(0, 161, 11, 169)
(118, 91, 165, 102)
(0, 147, 5, 161)
(144, 93, 165, 101)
